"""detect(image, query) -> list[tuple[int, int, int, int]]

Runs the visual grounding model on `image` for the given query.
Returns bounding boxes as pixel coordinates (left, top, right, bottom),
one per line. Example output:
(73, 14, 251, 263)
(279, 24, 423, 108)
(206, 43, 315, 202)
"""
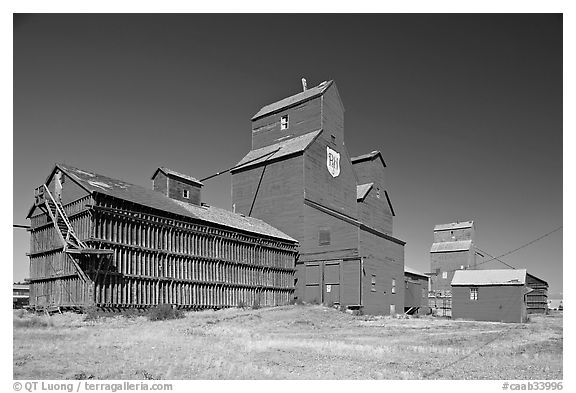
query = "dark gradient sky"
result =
(13, 14, 563, 296)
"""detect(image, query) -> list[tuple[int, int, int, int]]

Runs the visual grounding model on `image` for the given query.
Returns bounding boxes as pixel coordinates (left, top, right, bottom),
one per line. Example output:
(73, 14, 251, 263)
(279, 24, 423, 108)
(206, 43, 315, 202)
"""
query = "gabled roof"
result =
(355, 184, 396, 217)
(451, 269, 527, 286)
(351, 150, 387, 168)
(434, 221, 474, 231)
(430, 240, 473, 253)
(151, 167, 203, 186)
(356, 183, 374, 201)
(232, 130, 322, 172)
(30, 163, 297, 243)
(405, 266, 430, 279)
(252, 81, 333, 120)
(527, 272, 549, 287)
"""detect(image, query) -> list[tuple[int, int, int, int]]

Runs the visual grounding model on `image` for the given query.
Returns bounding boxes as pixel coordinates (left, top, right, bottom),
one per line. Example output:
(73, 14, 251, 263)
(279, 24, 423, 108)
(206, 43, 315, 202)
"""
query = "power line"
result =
(474, 247, 517, 270)
(433, 226, 563, 276)
(476, 226, 562, 266)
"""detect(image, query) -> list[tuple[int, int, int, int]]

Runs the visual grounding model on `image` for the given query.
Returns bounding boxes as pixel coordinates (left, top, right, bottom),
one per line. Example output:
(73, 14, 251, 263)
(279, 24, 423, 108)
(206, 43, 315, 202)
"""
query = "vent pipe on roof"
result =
(301, 78, 307, 91)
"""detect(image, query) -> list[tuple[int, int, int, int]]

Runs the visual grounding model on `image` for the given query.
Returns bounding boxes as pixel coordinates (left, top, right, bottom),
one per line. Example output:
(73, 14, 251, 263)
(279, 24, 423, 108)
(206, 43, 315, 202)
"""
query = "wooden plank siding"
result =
(452, 285, 527, 323)
(304, 132, 358, 219)
(232, 80, 406, 314)
(232, 155, 305, 242)
(404, 273, 430, 314)
(430, 249, 476, 295)
(251, 97, 322, 150)
(29, 191, 298, 310)
(353, 157, 393, 235)
(359, 229, 405, 315)
(526, 274, 549, 314)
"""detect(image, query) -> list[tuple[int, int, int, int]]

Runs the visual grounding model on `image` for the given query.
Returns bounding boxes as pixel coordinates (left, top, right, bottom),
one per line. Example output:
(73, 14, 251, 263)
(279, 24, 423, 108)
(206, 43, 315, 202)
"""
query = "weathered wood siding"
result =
(430, 249, 476, 294)
(251, 97, 322, 150)
(231, 155, 304, 242)
(353, 159, 393, 235)
(167, 178, 201, 206)
(84, 194, 297, 308)
(526, 274, 548, 314)
(359, 229, 404, 315)
(433, 226, 475, 243)
(404, 273, 430, 313)
(28, 193, 95, 307)
(304, 133, 358, 219)
(452, 285, 526, 323)
(29, 183, 298, 309)
(320, 83, 345, 148)
(300, 204, 359, 261)
(152, 171, 168, 195)
(357, 189, 393, 236)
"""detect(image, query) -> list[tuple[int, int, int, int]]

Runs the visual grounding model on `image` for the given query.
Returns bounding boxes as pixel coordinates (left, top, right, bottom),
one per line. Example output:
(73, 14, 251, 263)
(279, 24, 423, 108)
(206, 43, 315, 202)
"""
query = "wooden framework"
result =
(29, 193, 298, 310)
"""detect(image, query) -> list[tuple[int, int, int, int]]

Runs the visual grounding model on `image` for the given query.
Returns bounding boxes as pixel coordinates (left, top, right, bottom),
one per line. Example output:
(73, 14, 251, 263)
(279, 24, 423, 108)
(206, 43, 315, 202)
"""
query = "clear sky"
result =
(13, 14, 563, 296)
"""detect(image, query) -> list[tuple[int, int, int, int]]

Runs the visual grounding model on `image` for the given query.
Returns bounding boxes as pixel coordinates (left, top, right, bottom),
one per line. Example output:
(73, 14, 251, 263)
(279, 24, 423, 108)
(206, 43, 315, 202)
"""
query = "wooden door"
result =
(323, 262, 340, 305)
(304, 263, 322, 303)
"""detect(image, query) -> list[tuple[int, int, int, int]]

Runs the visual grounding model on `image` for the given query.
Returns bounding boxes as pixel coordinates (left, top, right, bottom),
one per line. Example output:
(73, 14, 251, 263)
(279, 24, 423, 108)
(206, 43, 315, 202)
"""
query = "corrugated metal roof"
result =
(356, 183, 373, 201)
(232, 130, 322, 171)
(252, 81, 333, 120)
(405, 266, 430, 278)
(434, 221, 474, 231)
(55, 163, 297, 242)
(152, 167, 203, 186)
(451, 269, 527, 286)
(430, 240, 473, 253)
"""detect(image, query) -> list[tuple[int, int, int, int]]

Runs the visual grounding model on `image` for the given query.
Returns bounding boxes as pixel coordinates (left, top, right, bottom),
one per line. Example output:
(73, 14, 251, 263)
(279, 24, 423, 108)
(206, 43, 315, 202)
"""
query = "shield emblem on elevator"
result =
(326, 146, 341, 178)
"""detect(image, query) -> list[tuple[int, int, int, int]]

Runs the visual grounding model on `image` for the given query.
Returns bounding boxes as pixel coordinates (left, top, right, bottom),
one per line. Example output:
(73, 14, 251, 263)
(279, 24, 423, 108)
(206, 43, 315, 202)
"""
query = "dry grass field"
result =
(13, 305, 562, 380)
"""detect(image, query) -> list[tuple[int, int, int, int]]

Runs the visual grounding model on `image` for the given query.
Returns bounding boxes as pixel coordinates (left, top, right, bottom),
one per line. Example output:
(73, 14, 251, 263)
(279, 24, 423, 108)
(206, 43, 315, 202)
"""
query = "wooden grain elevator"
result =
(231, 80, 406, 315)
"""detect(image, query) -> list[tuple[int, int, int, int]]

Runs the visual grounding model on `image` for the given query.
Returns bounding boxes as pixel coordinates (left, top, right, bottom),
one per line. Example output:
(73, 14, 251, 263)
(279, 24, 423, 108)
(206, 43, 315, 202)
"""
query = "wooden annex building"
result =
(451, 269, 533, 323)
(404, 267, 430, 315)
(231, 80, 405, 315)
(26, 164, 298, 310)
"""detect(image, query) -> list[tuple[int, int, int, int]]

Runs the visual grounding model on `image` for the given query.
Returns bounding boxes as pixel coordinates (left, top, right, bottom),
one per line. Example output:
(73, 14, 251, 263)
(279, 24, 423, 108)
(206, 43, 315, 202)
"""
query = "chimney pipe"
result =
(301, 78, 307, 92)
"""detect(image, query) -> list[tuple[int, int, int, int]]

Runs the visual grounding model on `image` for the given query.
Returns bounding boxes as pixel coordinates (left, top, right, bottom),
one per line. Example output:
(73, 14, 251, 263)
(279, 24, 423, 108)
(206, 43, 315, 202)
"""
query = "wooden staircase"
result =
(34, 184, 91, 283)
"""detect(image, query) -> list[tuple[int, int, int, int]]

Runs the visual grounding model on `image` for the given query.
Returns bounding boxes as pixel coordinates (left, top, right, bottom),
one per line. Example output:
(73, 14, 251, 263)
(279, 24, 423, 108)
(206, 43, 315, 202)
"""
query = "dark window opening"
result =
(319, 229, 331, 246)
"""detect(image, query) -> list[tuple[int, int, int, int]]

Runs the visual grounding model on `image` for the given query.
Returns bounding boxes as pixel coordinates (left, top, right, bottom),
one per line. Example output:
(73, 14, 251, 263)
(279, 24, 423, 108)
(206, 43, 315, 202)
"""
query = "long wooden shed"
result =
(26, 164, 298, 310)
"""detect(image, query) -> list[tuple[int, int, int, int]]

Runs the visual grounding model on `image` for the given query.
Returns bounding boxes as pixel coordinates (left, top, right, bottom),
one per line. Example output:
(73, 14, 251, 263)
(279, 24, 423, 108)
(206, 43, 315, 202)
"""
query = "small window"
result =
(183, 189, 190, 199)
(442, 271, 448, 279)
(280, 115, 289, 130)
(470, 287, 478, 300)
(371, 275, 376, 292)
(391, 278, 396, 294)
(319, 229, 330, 246)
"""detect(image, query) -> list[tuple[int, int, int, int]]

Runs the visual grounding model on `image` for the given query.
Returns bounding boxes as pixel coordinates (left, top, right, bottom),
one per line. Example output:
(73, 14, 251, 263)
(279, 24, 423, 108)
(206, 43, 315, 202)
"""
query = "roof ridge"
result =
(252, 80, 334, 120)
(47, 164, 296, 242)
(232, 129, 323, 172)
